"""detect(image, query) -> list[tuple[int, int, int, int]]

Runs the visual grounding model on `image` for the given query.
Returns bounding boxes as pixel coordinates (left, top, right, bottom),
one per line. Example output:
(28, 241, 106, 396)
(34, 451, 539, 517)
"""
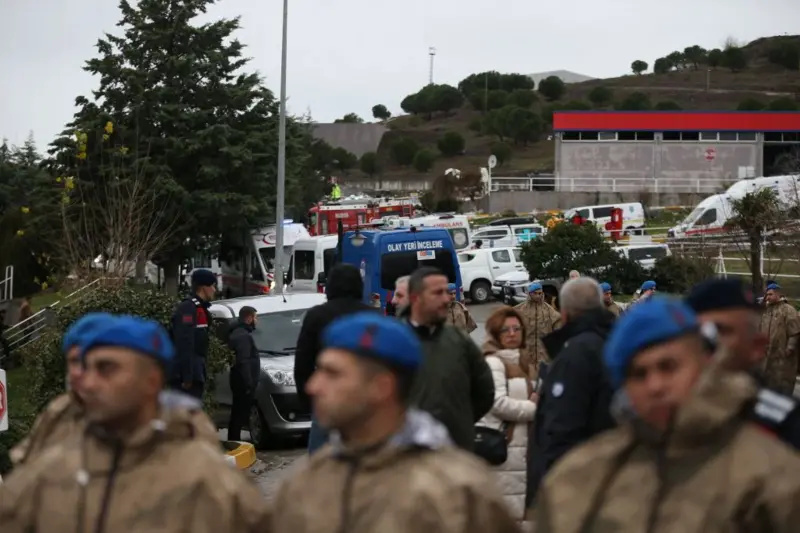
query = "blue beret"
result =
(322, 312, 421, 369)
(447, 283, 457, 292)
(62, 312, 116, 352)
(528, 282, 542, 293)
(604, 297, 698, 388)
(641, 280, 656, 291)
(686, 278, 758, 313)
(767, 282, 781, 291)
(81, 315, 174, 366)
(600, 282, 612, 293)
(191, 269, 217, 287)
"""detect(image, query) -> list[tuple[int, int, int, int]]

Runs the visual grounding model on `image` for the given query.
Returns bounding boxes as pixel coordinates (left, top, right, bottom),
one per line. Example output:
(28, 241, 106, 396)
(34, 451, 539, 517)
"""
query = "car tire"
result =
(470, 280, 492, 304)
(248, 404, 274, 450)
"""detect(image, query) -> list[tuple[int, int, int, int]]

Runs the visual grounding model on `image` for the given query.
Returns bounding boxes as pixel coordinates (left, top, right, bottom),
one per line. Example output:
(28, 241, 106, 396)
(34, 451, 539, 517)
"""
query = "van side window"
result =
(294, 250, 315, 280)
(492, 250, 511, 263)
(577, 209, 590, 218)
(250, 252, 264, 281)
(593, 206, 613, 218)
(696, 209, 717, 226)
(513, 249, 522, 262)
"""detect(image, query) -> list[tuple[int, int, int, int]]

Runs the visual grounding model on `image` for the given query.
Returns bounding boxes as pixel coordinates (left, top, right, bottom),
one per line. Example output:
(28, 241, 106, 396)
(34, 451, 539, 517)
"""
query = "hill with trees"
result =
(341, 35, 800, 185)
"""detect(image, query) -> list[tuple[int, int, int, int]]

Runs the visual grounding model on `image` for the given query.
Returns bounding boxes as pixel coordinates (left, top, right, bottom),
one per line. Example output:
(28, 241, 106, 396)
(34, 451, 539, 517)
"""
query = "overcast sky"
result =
(0, 0, 796, 148)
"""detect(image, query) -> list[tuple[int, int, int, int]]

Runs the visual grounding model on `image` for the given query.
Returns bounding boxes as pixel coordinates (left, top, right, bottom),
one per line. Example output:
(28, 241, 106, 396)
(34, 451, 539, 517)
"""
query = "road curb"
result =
(223, 440, 257, 470)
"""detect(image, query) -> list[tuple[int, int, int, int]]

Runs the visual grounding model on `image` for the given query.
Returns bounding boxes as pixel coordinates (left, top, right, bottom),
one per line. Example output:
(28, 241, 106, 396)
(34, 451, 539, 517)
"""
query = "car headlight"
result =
(266, 369, 295, 387)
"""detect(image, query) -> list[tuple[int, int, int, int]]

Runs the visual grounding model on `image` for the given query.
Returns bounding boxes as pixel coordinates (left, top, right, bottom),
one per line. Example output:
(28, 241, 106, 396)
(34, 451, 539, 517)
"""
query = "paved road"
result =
(248, 301, 504, 497)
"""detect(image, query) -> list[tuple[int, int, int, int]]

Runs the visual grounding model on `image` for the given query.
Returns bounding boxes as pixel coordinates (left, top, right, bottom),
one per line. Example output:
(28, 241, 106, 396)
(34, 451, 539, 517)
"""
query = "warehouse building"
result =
(551, 111, 800, 193)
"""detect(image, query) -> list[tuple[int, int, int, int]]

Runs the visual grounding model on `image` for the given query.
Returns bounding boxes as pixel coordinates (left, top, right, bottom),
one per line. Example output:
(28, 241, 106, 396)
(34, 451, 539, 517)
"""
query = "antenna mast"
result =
(428, 47, 436, 84)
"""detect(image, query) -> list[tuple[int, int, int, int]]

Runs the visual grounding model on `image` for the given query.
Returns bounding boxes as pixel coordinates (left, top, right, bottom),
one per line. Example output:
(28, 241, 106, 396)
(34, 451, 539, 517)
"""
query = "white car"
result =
(208, 292, 326, 448)
(614, 243, 671, 270)
(491, 271, 529, 303)
(458, 247, 525, 303)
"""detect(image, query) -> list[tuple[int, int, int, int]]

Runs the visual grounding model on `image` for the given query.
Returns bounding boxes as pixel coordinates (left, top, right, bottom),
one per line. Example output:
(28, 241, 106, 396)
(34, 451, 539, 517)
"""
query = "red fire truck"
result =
(307, 197, 417, 236)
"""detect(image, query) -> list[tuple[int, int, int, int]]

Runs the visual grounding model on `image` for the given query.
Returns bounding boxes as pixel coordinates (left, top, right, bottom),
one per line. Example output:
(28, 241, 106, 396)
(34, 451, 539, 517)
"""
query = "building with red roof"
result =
(551, 111, 800, 193)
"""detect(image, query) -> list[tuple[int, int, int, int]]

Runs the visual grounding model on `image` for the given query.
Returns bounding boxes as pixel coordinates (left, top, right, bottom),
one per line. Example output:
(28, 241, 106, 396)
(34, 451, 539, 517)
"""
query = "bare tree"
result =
(55, 127, 180, 286)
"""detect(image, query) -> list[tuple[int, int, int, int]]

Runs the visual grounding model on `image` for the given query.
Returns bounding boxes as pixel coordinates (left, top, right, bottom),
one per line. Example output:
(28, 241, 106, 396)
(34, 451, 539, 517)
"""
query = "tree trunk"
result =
(135, 255, 147, 283)
(162, 256, 181, 297)
(749, 233, 763, 293)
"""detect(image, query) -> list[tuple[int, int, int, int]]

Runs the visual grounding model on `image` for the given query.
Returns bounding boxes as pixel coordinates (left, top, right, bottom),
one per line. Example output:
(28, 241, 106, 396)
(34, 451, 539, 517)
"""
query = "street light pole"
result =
(274, 0, 288, 293)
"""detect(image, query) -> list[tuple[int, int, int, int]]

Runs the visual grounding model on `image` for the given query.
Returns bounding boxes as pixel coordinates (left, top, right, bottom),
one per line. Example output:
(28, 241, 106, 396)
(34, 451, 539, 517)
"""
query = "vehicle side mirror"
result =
(317, 272, 327, 285)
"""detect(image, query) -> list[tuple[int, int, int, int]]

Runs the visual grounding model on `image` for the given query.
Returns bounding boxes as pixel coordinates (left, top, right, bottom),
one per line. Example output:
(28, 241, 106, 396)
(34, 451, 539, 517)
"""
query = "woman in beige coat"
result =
(477, 306, 538, 520)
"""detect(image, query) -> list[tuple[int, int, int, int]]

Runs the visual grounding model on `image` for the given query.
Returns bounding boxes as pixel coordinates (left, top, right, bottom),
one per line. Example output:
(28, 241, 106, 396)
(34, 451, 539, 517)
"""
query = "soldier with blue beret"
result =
(10, 312, 116, 466)
(687, 277, 800, 450)
(532, 296, 800, 532)
(271, 312, 520, 532)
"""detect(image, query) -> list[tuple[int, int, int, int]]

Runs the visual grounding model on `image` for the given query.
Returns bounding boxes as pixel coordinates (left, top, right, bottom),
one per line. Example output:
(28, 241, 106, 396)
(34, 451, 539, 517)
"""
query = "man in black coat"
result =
(526, 277, 616, 508)
(227, 305, 261, 441)
(294, 263, 373, 454)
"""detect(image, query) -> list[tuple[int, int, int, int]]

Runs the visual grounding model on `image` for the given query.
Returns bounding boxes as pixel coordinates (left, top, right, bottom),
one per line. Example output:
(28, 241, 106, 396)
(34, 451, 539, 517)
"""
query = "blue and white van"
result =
(340, 227, 463, 311)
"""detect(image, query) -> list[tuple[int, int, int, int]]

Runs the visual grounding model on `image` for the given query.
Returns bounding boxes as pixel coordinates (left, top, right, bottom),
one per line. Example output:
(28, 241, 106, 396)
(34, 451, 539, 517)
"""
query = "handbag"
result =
(474, 422, 512, 466)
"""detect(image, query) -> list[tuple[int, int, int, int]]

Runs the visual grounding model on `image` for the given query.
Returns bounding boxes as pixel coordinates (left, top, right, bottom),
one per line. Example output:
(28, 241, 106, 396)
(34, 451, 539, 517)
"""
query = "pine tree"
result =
(49, 0, 313, 292)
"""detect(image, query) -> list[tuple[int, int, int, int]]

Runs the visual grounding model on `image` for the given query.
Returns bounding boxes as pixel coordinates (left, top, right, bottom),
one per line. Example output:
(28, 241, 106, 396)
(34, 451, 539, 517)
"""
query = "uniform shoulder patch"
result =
(182, 314, 194, 324)
(754, 388, 797, 425)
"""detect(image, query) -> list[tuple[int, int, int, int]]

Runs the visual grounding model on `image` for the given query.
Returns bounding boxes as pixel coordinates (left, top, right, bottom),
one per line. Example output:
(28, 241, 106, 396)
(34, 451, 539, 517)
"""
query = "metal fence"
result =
(489, 176, 726, 194)
(1, 278, 110, 361)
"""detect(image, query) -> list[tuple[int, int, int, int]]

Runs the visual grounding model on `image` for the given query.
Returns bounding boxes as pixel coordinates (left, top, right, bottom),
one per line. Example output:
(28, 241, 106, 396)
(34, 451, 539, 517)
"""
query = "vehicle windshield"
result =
(682, 206, 704, 225)
(250, 308, 309, 356)
(380, 250, 457, 290)
(259, 246, 294, 282)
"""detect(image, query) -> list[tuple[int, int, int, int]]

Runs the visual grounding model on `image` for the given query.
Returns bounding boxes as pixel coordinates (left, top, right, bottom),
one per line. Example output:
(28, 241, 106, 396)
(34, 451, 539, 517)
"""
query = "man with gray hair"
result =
(525, 277, 617, 508)
(387, 275, 410, 317)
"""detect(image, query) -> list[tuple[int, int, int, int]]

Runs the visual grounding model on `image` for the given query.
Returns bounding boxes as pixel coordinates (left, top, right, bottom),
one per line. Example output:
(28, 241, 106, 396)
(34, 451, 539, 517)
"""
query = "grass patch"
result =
(30, 291, 62, 311)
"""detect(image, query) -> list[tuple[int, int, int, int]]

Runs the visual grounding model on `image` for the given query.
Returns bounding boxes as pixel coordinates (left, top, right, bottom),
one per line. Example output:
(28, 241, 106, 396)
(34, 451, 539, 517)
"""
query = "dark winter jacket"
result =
(294, 264, 373, 409)
(403, 315, 495, 451)
(227, 321, 261, 397)
(526, 307, 616, 507)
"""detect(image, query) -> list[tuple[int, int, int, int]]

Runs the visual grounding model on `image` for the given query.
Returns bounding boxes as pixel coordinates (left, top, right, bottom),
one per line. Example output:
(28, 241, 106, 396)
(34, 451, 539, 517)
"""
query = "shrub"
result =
(412, 149, 436, 172)
(650, 255, 714, 293)
(490, 141, 513, 166)
(437, 131, 466, 156)
(508, 89, 538, 108)
(24, 286, 233, 414)
(390, 137, 419, 165)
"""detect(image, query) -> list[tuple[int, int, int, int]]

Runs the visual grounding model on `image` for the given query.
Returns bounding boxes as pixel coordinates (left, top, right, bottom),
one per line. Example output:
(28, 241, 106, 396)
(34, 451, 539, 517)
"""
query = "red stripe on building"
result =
(553, 111, 800, 132)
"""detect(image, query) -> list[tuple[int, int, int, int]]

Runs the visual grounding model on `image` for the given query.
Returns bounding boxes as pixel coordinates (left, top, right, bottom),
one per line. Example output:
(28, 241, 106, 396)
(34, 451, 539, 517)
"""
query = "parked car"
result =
(209, 292, 326, 448)
(458, 247, 524, 303)
(613, 243, 671, 270)
(500, 275, 562, 307)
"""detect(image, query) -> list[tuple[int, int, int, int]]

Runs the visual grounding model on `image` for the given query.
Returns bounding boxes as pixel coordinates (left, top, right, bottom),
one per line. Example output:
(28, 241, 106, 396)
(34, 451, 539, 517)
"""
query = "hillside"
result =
(346, 35, 800, 183)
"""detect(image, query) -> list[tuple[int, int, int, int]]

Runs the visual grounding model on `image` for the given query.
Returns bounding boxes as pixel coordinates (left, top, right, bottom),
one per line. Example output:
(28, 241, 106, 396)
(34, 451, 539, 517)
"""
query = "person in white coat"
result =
(477, 306, 538, 520)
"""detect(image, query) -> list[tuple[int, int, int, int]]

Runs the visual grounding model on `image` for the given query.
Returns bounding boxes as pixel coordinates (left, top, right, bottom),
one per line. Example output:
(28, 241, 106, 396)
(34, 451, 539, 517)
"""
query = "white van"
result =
(614, 243, 671, 270)
(219, 220, 310, 297)
(668, 174, 800, 239)
(470, 224, 545, 248)
(291, 235, 338, 292)
(381, 214, 471, 250)
(564, 202, 645, 233)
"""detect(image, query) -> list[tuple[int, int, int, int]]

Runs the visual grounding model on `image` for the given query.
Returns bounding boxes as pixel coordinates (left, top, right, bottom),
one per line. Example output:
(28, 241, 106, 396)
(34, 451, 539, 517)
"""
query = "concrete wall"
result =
(312, 123, 388, 158)
(556, 135, 761, 193)
(482, 190, 707, 213)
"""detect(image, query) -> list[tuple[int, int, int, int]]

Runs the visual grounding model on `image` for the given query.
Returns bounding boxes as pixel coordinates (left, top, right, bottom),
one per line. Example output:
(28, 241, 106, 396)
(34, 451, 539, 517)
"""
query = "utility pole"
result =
(274, 0, 288, 293)
(428, 47, 436, 85)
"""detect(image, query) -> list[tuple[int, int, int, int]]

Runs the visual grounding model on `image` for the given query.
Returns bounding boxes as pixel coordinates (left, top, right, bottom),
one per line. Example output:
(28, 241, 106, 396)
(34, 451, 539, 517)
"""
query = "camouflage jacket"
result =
(446, 301, 477, 333)
(514, 299, 561, 374)
(759, 300, 800, 395)
(532, 368, 800, 533)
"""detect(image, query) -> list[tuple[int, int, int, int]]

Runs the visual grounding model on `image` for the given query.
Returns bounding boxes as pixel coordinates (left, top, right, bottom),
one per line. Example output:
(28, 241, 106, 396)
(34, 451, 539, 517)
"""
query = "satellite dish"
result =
(488, 155, 497, 169)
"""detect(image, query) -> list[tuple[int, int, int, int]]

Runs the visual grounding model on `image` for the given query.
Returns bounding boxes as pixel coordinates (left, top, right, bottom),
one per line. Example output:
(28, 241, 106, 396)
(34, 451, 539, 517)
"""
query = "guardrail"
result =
(489, 176, 727, 194)
(0, 266, 13, 303)
(1, 278, 111, 360)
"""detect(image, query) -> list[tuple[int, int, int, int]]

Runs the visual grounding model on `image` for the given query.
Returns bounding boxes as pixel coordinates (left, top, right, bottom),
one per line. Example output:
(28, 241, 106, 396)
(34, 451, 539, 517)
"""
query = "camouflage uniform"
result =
(605, 301, 622, 318)
(759, 299, 800, 395)
(445, 301, 477, 334)
(515, 299, 561, 375)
